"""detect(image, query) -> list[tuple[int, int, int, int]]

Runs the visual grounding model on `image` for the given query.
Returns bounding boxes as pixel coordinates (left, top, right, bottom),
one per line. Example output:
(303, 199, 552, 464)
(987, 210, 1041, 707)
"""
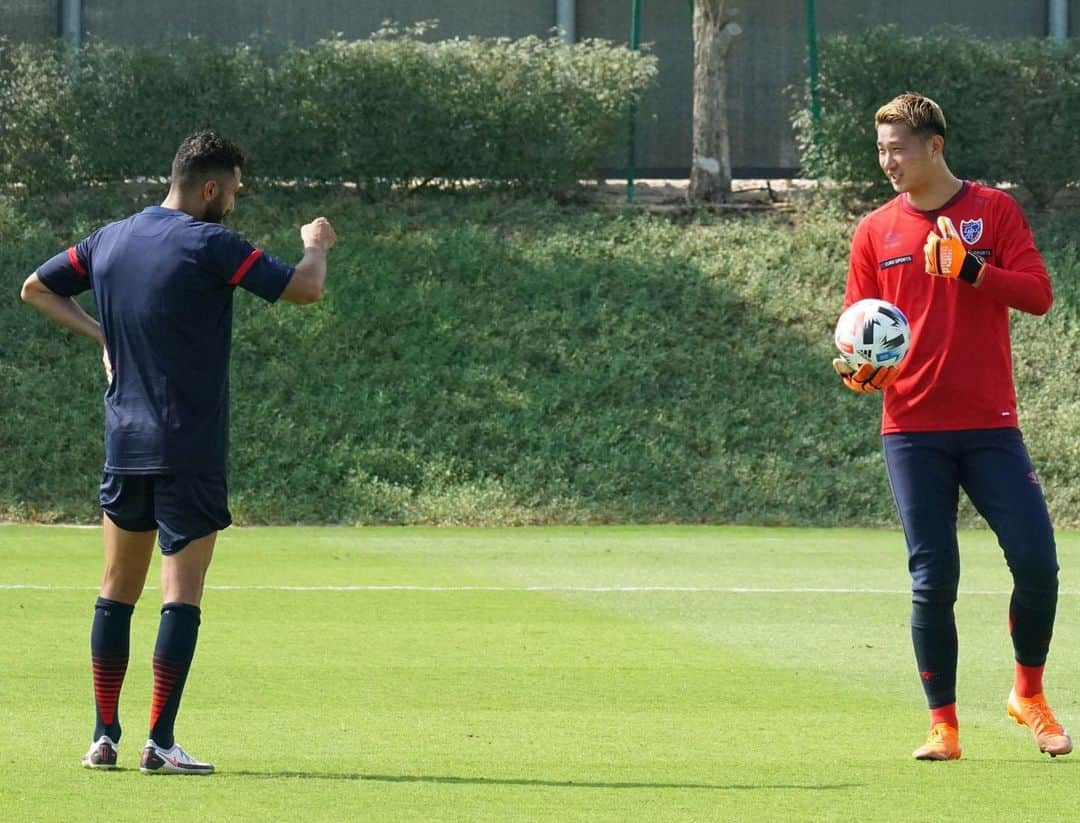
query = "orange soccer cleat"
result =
(912, 722, 962, 761)
(1007, 690, 1073, 757)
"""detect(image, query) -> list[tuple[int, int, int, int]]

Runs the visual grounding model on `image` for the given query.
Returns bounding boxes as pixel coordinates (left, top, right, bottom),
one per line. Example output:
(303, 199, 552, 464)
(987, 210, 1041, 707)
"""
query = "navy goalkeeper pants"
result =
(883, 427, 1058, 708)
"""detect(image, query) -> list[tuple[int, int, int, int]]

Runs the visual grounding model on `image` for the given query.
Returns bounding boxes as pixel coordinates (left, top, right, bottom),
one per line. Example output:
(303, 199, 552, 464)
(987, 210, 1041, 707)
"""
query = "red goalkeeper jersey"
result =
(844, 181, 1052, 434)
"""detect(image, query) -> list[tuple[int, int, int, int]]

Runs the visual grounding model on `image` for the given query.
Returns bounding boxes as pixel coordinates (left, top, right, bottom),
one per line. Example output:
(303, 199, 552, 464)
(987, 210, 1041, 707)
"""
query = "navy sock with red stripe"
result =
(148, 602, 201, 750)
(91, 597, 134, 743)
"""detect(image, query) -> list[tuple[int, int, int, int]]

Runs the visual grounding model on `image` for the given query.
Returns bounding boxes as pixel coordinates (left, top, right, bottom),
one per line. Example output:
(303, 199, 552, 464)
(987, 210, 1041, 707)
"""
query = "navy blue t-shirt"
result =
(36, 206, 294, 475)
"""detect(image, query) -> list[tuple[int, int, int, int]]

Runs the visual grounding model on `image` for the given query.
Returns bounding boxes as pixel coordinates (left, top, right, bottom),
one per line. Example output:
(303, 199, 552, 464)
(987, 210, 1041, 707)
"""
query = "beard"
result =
(203, 194, 229, 224)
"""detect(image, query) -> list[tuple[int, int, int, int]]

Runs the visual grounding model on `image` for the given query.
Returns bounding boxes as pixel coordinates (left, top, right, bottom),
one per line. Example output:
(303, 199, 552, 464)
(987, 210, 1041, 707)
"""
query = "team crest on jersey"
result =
(959, 218, 983, 245)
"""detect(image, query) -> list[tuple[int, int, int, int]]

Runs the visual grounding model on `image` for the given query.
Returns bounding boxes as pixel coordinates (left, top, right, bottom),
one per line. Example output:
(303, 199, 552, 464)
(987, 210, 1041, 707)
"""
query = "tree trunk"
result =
(688, 0, 741, 204)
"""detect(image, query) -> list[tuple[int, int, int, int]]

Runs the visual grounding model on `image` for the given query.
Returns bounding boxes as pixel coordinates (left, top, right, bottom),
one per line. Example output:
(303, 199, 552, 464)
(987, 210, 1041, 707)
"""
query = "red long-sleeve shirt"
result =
(844, 181, 1052, 434)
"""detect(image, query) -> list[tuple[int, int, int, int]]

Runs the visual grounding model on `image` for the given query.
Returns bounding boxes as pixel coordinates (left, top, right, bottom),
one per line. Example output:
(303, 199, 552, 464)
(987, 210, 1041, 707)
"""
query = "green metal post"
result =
(807, 0, 820, 124)
(627, 0, 642, 203)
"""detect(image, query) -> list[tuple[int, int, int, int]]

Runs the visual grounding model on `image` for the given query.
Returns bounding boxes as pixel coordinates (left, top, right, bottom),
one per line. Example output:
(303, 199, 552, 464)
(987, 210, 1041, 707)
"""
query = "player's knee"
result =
(101, 565, 147, 603)
(1012, 574, 1059, 609)
(910, 563, 959, 605)
(911, 586, 957, 606)
(1008, 550, 1059, 598)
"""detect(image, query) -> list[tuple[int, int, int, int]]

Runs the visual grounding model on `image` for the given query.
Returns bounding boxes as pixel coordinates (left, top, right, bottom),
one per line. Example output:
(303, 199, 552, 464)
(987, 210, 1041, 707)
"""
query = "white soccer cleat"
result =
(139, 740, 214, 775)
(81, 735, 119, 769)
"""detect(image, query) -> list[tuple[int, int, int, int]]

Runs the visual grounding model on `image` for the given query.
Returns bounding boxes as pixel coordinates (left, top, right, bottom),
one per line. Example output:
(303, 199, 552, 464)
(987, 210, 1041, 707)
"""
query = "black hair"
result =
(170, 131, 245, 188)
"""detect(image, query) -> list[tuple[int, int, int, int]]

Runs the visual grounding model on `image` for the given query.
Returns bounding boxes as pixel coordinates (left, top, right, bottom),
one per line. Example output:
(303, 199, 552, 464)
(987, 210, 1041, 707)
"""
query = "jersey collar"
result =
(142, 205, 193, 219)
(900, 180, 971, 217)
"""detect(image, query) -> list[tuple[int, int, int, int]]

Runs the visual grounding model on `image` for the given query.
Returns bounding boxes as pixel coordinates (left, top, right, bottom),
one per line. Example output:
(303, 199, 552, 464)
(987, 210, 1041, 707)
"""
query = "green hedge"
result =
(793, 26, 1080, 206)
(0, 29, 656, 193)
(4, 189, 1079, 527)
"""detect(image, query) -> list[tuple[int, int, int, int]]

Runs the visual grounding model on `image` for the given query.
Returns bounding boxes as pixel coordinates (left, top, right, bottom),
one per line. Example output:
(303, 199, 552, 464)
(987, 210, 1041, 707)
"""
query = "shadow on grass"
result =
(959, 758, 1077, 766)
(227, 770, 863, 791)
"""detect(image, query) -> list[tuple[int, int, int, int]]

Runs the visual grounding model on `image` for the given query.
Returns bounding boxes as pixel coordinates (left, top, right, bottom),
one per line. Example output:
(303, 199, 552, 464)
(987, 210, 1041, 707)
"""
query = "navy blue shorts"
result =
(100, 472, 232, 555)
(882, 427, 1057, 602)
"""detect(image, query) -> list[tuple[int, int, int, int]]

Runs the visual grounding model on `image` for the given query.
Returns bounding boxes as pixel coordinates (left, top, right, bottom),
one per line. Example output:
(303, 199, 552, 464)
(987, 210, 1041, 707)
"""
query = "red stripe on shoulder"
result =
(67, 247, 88, 277)
(229, 249, 264, 285)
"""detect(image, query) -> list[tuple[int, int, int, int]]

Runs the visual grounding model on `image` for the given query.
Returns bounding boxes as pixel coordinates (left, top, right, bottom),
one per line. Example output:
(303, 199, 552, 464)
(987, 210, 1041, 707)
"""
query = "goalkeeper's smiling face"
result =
(877, 123, 941, 195)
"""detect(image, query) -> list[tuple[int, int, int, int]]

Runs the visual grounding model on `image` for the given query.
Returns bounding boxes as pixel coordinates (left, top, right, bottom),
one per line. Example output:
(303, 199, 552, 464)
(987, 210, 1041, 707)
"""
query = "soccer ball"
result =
(834, 298, 910, 369)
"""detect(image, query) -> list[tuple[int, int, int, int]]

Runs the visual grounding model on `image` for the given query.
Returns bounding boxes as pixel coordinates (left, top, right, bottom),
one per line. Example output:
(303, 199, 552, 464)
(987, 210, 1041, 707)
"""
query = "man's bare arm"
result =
(21, 273, 104, 344)
(280, 217, 337, 305)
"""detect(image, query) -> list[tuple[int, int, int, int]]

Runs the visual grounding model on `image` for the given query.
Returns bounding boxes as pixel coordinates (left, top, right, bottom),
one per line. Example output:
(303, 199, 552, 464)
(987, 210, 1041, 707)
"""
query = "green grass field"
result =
(2, 524, 1078, 821)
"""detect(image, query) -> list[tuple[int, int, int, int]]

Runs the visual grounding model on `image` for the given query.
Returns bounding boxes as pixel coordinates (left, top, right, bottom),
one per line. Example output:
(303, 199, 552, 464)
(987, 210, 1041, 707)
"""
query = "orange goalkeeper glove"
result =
(832, 357, 900, 394)
(924, 216, 984, 284)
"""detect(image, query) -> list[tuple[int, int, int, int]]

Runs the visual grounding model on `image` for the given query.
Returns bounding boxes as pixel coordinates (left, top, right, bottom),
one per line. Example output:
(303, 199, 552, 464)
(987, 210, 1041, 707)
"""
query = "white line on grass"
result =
(0, 583, 1059, 595)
